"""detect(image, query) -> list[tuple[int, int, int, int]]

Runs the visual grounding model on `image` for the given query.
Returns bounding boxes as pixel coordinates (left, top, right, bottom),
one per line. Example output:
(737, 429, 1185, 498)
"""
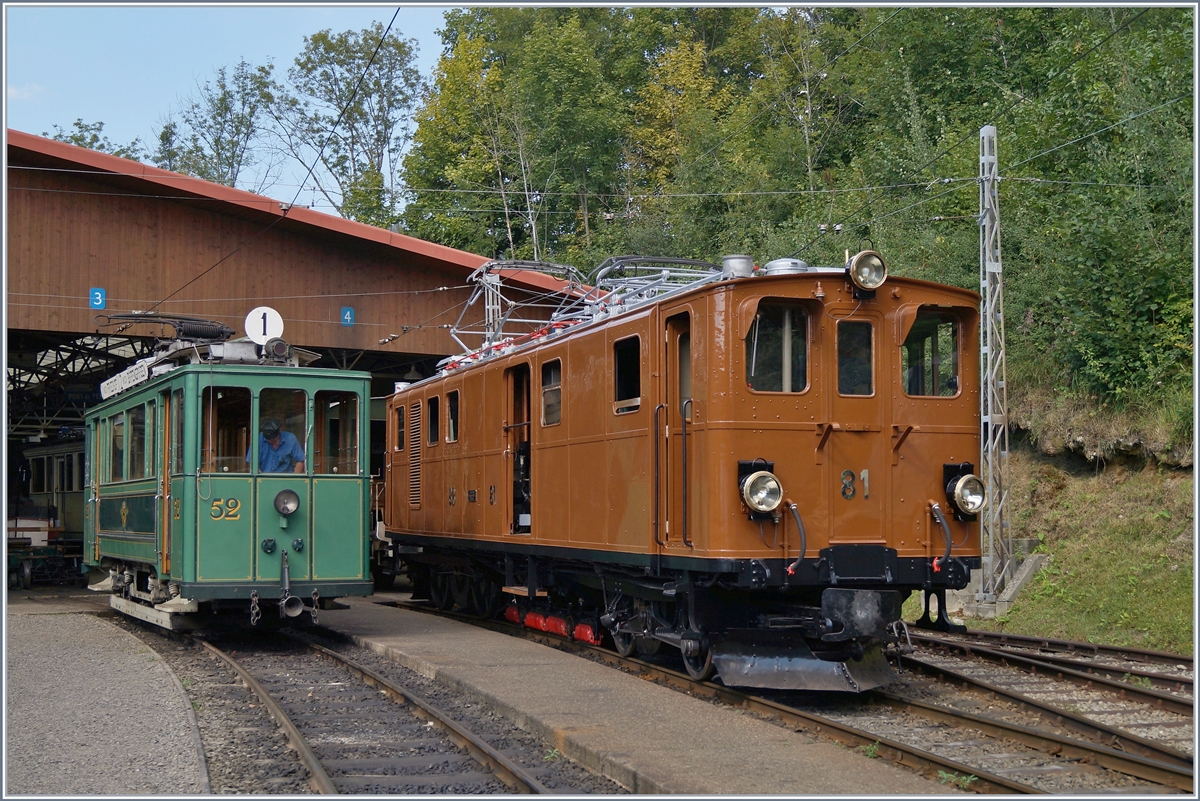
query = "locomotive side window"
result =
(902, 309, 960, 396)
(427, 396, 440, 444)
(109, 411, 126, 482)
(446, 390, 459, 442)
(745, 301, 807, 392)
(541, 359, 562, 426)
(837, 320, 874, 396)
(394, 406, 405, 451)
(201, 387, 251, 474)
(315, 390, 359, 474)
(614, 336, 641, 413)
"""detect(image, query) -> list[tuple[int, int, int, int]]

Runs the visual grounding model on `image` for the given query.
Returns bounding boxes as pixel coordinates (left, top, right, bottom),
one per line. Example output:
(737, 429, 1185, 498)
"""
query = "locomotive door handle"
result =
(815, 422, 840, 464)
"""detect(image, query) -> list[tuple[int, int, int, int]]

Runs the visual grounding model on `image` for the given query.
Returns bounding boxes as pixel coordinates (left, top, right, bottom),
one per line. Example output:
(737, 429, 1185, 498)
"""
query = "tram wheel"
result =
(681, 642, 715, 681)
(429, 571, 454, 611)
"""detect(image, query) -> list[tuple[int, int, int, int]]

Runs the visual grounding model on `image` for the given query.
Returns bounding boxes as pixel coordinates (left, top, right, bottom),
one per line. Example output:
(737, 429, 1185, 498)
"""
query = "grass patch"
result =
(935, 448, 1194, 654)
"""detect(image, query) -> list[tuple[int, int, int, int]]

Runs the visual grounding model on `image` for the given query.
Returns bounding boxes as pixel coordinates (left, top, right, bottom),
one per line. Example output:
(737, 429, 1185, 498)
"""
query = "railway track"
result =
(111, 619, 626, 794)
(896, 642, 1194, 761)
(391, 599, 1194, 794)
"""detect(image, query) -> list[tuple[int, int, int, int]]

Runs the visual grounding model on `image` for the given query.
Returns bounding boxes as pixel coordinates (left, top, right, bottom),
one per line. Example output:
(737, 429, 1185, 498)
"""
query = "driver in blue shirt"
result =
(253, 419, 305, 473)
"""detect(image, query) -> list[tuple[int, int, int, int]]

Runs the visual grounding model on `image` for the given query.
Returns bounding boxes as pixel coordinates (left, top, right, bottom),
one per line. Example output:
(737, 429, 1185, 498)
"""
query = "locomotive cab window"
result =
(745, 300, 808, 393)
(314, 390, 359, 474)
(202, 387, 251, 474)
(446, 390, 459, 443)
(613, 336, 641, 413)
(394, 405, 405, 451)
(902, 308, 961, 396)
(837, 320, 874, 396)
(541, 359, 562, 426)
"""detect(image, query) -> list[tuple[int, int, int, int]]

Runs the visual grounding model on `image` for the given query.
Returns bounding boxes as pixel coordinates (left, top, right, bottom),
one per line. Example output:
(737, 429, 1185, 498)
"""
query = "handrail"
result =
(652, 404, 665, 547)
(681, 399, 693, 548)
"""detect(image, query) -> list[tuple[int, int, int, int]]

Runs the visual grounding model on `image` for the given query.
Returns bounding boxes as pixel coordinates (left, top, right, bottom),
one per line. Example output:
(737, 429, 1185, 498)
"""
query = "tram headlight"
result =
(740, 470, 783, 513)
(946, 474, 987, 515)
(274, 489, 300, 517)
(847, 250, 887, 291)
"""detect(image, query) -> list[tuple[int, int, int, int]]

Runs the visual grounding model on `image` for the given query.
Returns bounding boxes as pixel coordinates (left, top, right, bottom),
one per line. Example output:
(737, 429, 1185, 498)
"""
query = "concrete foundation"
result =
(936, 539, 1045, 621)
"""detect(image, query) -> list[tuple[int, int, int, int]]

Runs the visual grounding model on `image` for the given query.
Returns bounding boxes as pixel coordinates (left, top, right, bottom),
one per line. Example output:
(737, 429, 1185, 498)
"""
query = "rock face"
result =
(1008, 392, 1193, 470)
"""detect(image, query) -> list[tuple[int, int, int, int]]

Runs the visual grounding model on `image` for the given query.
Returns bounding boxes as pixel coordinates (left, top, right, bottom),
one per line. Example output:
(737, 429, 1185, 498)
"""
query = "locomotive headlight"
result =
(741, 470, 784, 513)
(274, 489, 300, 517)
(946, 474, 987, 515)
(847, 250, 888, 290)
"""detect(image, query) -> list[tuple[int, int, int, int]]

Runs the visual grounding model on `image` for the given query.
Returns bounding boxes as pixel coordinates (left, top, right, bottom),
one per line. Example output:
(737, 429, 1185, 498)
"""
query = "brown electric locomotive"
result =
(381, 250, 986, 691)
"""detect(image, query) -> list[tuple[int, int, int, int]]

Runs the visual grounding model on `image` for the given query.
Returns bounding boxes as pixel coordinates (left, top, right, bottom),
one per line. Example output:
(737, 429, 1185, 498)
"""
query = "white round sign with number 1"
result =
(245, 306, 284, 345)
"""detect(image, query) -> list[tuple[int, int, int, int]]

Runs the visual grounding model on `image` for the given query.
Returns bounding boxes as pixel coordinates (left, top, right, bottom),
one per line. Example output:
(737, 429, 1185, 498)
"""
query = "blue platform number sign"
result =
(89, 288, 106, 309)
(341, 307, 355, 327)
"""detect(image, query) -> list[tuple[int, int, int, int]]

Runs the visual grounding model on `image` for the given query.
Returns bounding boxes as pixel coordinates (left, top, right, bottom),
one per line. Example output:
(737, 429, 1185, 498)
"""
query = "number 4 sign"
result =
(245, 306, 284, 345)
(341, 307, 354, 326)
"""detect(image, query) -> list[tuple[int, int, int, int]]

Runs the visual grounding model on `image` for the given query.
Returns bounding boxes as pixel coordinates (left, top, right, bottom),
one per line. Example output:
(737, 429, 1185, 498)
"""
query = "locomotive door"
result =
(661, 312, 693, 547)
(505, 364, 532, 534)
(828, 314, 886, 542)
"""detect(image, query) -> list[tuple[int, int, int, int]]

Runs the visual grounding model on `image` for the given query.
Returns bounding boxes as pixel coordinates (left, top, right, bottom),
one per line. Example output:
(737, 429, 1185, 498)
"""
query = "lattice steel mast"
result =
(977, 125, 1012, 603)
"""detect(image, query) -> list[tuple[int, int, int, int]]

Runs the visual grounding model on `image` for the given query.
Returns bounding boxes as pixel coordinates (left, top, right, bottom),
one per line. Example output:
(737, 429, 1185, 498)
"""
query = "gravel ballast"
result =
(6, 612, 204, 795)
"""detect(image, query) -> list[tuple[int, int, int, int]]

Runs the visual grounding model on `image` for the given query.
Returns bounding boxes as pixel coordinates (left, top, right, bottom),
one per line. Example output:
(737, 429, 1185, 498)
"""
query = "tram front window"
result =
(315, 390, 358, 475)
(201, 387, 251, 474)
(258, 388, 307, 474)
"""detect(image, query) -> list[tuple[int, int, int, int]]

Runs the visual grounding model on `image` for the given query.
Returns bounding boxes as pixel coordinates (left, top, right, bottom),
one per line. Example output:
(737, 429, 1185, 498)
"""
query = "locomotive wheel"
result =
(611, 629, 636, 657)
(635, 637, 661, 657)
(469, 575, 503, 619)
(429, 571, 454, 611)
(19, 561, 32, 590)
(450, 573, 476, 614)
(681, 643, 715, 681)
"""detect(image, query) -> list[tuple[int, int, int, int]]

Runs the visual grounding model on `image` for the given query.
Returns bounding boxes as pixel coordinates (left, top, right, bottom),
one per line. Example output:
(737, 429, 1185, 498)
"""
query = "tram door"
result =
(159, 390, 172, 575)
(505, 364, 532, 534)
(662, 313, 693, 547)
(828, 314, 886, 542)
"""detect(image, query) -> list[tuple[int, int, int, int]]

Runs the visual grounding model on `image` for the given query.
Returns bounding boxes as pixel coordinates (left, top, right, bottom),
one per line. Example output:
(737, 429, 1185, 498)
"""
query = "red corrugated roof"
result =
(6, 128, 572, 295)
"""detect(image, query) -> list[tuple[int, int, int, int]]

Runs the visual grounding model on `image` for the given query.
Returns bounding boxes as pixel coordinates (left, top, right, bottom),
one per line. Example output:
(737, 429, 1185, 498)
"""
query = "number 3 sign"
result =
(245, 306, 284, 345)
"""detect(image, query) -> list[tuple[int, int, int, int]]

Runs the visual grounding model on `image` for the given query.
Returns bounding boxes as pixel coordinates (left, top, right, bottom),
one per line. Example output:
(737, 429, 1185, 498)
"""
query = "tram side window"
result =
(109, 412, 126, 482)
(258, 388, 307, 474)
(171, 389, 184, 474)
(201, 387, 251, 473)
(314, 390, 359, 474)
(542, 359, 562, 426)
(614, 336, 641, 413)
(902, 309, 960, 396)
(446, 390, 459, 443)
(745, 301, 807, 392)
(129, 404, 148, 478)
(30, 458, 45, 494)
(837, 320, 874, 396)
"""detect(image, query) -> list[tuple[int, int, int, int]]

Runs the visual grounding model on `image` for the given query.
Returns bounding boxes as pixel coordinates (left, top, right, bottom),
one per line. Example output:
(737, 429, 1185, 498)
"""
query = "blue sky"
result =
(4, 4, 455, 189)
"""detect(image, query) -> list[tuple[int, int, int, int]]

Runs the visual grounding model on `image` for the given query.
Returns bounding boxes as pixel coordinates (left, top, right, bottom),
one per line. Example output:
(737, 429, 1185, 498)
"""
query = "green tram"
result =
(84, 329, 373, 629)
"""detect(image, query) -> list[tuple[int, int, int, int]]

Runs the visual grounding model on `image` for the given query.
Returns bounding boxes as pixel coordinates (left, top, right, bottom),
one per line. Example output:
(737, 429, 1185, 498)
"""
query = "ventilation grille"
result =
(408, 402, 422, 505)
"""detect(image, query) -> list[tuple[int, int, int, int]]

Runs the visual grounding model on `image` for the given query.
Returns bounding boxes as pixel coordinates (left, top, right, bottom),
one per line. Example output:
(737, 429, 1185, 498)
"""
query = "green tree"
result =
(270, 21, 424, 226)
(43, 119, 144, 161)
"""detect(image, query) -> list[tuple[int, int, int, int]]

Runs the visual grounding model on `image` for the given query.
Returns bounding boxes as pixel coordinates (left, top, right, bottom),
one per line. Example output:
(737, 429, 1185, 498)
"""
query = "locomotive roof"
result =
(407, 256, 980, 386)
